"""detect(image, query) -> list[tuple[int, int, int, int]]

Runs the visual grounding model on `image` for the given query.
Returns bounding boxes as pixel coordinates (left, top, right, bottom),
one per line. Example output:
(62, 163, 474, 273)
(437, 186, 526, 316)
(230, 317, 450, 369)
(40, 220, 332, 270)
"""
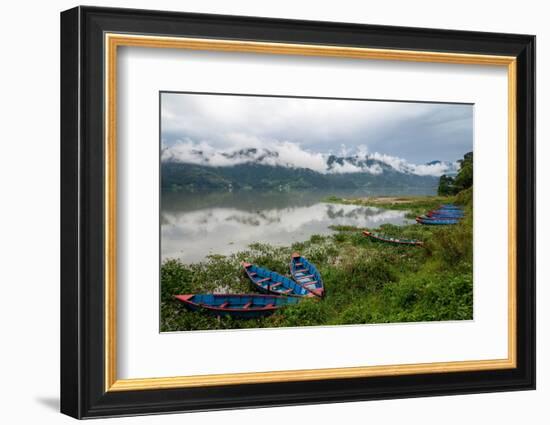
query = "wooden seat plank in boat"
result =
(243, 302, 252, 309)
(257, 277, 271, 283)
(219, 302, 229, 308)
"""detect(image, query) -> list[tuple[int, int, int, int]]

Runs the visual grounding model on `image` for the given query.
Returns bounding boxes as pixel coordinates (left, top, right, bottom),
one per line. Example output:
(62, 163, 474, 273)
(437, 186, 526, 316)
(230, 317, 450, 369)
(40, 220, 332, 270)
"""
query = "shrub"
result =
(338, 302, 381, 324)
(333, 232, 347, 243)
(341, 254, 397, 291)
(281, 299, 328, 327)
(383, 272, 473, 321)
(455, 186, 473, 206)
(427, 218, 473, 268)
(350, 231, 370, 246)
(160, 260, 193, 302)
(309, 234, 324, 244)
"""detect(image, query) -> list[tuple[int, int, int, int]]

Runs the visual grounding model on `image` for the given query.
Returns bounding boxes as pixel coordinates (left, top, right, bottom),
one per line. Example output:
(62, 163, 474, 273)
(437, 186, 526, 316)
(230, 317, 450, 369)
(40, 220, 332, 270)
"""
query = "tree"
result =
(437, 152, 473, 196)
(454, 151, 473, 191)
(437, 174, 455, 196)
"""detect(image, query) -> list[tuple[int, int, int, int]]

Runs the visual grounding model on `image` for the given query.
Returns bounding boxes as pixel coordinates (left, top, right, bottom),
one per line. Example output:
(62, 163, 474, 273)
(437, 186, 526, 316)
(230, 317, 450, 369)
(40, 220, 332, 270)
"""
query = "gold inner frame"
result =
(104, 33, 517, 392)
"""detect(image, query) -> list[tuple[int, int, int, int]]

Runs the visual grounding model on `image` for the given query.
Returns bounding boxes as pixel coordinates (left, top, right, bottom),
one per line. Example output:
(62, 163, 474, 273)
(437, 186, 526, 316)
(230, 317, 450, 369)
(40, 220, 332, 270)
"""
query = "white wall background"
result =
(0, 0, 545, 423)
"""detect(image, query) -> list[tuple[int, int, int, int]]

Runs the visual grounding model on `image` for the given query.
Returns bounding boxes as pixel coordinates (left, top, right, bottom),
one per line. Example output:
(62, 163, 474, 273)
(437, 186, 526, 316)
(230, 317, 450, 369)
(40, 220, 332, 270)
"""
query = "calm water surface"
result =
(161, 190, 421, 263)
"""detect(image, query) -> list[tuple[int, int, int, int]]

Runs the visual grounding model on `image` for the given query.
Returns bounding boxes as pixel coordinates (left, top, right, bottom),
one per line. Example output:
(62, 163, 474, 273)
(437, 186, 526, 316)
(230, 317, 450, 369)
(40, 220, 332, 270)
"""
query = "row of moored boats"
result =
(415, 204, 465, 225)
(362, 204, 465, 246)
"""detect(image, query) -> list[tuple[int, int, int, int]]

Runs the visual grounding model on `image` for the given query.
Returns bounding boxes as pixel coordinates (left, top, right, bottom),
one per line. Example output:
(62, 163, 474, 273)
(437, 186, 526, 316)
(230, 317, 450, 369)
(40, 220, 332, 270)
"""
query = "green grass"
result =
(161, 193, 473, 332)
(324, 194, 455, 218)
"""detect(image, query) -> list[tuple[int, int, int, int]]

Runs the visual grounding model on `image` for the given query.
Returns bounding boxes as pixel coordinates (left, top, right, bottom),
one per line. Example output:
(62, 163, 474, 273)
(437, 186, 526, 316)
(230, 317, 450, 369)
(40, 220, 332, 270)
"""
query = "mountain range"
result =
(161, 148, 455, 193)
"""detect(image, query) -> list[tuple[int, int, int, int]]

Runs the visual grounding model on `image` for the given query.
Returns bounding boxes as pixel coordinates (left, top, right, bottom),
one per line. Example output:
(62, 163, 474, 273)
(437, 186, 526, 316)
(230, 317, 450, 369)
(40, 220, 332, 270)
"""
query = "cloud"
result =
(161, 93, 473, 164)
(368, 152, 459, 176)
(162, 139, 456, 177)
(412, 162, 459, 176)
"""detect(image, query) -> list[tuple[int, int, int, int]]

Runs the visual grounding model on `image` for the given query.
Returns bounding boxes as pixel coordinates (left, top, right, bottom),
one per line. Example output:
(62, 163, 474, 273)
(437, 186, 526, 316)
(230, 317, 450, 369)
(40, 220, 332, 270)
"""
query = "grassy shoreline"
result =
(323, 194, 456, 219)
(161, 193, 473, 332)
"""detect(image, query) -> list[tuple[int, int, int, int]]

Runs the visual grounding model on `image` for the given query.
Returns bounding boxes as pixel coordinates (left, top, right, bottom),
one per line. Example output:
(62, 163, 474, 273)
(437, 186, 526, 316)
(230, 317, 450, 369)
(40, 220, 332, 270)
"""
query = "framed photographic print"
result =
(60, 6, 535, 419)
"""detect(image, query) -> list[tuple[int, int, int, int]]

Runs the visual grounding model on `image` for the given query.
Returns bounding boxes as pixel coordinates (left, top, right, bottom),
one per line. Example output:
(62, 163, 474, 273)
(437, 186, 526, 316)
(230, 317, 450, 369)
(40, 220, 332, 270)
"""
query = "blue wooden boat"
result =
(416, 216, 459, 225)
(289, 253, 325, 297)
(363, 230, 423, 246)
(428, 214, 463, 219)
(174, 294, 300, 318)
(427, 210, 464, 218)
(434, 209, 463, 214)
(242, 263, 315, 297)
(434, 205, 463, 211)
(429, 208, 464, 213)
(431, 208, 464, 215)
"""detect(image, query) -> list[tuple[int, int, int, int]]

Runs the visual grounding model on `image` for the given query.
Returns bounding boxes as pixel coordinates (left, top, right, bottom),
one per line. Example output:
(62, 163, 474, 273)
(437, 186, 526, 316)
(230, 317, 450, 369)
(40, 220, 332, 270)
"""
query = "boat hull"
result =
(427, 211, 464, 218)
(174, 294, 300, 318)
(363, 230, 423, 246)
(416, 216, 459, 225)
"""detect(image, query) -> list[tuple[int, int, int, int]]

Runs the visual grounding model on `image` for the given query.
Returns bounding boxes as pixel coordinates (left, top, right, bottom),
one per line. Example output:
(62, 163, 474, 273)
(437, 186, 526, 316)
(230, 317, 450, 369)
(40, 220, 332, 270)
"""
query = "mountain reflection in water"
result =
(161, 190, 416, 263)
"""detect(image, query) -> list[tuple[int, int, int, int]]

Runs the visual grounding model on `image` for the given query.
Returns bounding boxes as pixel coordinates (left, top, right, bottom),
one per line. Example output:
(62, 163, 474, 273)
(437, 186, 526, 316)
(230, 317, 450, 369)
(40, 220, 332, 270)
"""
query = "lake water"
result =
(161, 190, 423, 263)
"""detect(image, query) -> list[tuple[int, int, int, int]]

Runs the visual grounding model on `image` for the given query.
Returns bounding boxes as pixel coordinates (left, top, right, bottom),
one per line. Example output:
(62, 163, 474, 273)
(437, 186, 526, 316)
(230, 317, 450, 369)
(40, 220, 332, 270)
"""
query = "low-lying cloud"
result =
(367, 152, 458, 176)
(162, 139, 458, 177)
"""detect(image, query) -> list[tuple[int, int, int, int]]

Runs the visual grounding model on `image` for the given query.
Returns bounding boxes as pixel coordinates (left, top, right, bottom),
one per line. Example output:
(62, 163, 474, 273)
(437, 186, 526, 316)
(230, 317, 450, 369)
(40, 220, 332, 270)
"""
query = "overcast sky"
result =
(161, 92, 473, 165)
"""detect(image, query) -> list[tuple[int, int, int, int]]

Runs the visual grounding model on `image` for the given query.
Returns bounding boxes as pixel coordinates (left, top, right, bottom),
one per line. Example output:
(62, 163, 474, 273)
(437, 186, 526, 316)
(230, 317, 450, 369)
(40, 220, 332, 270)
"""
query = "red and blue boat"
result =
(242, 262, 316, 297)
(289, 253, 325, 297)
(363, 230, 423, 246)
(174, 294, 300, 318)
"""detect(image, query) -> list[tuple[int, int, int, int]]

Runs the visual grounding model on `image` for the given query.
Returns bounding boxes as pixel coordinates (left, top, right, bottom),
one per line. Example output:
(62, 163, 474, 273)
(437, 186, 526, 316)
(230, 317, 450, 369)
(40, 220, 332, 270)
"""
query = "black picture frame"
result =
(61, 5, 535, 419)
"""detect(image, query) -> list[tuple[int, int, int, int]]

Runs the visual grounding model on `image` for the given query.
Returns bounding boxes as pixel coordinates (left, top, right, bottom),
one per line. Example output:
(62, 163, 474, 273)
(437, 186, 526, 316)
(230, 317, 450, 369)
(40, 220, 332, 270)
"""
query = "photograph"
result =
(160, 92, 474, 332)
